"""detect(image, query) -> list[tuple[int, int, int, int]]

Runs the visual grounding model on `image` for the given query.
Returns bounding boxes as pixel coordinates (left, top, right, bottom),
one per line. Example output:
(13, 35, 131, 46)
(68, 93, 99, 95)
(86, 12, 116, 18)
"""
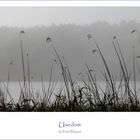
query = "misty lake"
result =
(2, 81, 140, 102)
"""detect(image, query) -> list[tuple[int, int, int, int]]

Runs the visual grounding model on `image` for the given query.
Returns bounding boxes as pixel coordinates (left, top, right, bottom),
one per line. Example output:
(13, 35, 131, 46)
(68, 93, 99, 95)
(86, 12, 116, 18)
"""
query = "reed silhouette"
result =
(0, 28, 140, 111)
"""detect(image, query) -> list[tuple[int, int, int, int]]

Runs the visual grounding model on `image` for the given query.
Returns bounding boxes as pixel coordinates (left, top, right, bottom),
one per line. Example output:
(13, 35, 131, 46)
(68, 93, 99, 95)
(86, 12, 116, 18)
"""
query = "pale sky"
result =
(0, 7, 140, 27)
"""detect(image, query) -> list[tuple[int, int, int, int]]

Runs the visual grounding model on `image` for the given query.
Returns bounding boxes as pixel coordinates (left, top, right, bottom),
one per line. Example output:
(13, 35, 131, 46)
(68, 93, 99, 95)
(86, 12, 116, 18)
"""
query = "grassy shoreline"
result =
(0, 31, 140, 111)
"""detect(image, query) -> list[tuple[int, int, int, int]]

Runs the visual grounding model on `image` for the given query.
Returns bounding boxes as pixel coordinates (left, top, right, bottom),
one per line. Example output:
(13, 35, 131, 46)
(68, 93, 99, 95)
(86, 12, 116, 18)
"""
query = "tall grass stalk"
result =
(19, 30, 26, 86)
(87, 34, 117, 106)
(112, 38, 133, 104)
(46, 37, 71, 103)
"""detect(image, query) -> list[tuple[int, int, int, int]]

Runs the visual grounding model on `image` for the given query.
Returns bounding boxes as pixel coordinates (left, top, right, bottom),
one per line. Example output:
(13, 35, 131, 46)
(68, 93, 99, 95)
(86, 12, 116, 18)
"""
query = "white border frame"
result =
(0, 1, 140, 139)
(0, 1, 140, 6)
(0, 113, 140, 139)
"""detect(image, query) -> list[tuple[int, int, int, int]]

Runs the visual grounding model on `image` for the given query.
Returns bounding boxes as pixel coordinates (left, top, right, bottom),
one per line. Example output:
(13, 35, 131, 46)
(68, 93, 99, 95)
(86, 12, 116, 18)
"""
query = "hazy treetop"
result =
(0, 7, 140, 27)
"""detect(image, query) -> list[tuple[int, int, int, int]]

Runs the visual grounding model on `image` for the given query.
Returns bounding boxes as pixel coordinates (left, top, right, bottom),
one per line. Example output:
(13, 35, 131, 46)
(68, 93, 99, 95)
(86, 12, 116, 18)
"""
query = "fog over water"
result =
(0, 7, 140, 100)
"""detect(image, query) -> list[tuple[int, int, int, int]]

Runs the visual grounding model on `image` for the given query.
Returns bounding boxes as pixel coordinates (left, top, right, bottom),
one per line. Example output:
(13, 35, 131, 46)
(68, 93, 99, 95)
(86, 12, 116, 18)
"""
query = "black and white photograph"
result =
(1, 7, 140, 111)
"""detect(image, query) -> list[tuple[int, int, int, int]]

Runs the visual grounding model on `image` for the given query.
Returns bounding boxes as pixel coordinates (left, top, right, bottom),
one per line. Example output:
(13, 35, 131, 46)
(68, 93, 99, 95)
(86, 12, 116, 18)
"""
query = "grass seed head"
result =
(136, 56, 140, 59)
(131, 29, 136, 34)
(113, 36, 117, 40)
(87, 34, 93, 40)
(46, 37, 52, 43)
(20, 30, 25, 34)
(92, 49, 97, 54)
